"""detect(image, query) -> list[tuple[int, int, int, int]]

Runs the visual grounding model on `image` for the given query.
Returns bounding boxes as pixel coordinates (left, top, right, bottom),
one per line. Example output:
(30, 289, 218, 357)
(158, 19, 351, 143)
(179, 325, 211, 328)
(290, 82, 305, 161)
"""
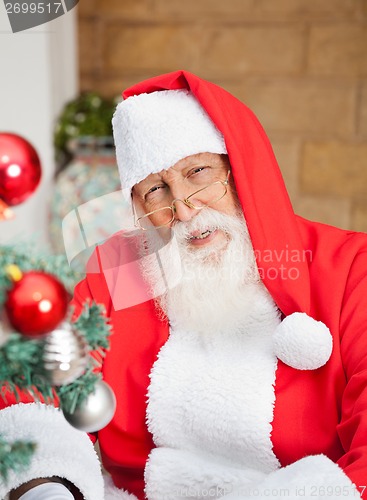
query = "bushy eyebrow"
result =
(133, 154, 227, 198)
(133, 175, 164, 199)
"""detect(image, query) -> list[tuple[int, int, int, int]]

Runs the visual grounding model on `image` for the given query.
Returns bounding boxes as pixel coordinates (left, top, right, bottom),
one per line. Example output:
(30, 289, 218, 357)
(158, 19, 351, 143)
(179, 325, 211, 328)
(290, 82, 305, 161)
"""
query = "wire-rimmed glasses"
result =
(134, 170, 231, 230)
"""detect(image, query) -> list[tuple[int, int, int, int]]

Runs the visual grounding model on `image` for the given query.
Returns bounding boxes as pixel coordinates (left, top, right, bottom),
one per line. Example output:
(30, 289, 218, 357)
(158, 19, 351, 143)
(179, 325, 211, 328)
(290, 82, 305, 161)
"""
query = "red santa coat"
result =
(70, 71, 367, 499)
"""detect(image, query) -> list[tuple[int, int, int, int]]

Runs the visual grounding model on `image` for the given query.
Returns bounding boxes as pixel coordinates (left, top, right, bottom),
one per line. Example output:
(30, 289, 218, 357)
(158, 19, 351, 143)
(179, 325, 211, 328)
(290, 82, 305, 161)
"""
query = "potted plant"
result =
(50, 92, 122, 256)
(54, 92, 118, 174)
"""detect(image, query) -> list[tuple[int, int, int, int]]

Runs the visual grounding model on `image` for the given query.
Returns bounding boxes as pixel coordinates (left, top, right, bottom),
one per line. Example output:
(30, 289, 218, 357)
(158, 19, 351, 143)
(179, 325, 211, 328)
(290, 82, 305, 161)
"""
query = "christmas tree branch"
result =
(0, 243, 113, 480)
(0, 435, 36, 482)
(0, 304, 111, 405)
(0, 244, 80, 301)
(57, 370, 102, 414)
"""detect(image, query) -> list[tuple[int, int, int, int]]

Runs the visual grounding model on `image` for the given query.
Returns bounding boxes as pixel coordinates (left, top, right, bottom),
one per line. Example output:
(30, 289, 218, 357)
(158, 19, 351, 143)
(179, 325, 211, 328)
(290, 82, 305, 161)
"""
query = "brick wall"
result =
(78, 0, 367, 231)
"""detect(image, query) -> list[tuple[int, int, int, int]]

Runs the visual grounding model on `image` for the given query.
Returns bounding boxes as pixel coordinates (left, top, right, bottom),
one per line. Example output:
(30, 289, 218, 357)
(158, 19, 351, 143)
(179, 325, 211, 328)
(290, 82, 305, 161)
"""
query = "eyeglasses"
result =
(134, 170, 231, 230)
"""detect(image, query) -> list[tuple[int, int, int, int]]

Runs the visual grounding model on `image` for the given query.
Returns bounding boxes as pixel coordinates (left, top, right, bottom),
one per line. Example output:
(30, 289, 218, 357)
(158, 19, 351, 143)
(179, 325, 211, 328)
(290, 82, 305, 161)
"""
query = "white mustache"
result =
(172, 207, 248, 243)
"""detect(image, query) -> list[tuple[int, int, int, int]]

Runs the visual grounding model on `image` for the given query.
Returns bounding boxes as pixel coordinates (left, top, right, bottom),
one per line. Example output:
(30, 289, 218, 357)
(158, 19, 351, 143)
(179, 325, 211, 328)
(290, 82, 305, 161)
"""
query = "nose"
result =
(172, 198, 197, 222)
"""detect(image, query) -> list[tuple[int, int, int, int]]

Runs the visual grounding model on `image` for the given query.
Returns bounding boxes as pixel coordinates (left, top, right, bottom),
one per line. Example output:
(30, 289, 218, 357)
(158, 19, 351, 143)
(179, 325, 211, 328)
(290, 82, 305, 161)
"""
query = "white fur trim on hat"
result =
(273, 312, 333, 370)
(0, 402, 103, 499)
(112, 89, 227, 192)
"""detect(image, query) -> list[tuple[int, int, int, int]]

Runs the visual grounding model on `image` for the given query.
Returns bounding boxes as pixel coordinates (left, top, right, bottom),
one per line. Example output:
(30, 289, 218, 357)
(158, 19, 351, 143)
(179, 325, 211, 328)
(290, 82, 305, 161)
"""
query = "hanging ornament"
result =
(62, 380, 116, 432)
(43, 322, 88, 386)
(4, 267, 69, 337)
(0, 133, 42, 206)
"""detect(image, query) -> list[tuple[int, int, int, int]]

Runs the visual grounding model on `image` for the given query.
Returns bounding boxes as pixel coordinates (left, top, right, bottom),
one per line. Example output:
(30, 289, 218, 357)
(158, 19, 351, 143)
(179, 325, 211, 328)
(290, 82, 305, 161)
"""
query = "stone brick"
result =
(270, 138, 301, 202)
(79, 75, 95, 93)
(79, 76, 116, 97)
(308, 24, 367, 77)
(199, 27, 305, 77)
(81, 75, 155, 98)
(78, 19, 100, 75)
(293, 195, 351, 230)
(154, 0, 255, 22)
(255, 0, 361, 21)
(227, 79, 356, 138)
(359, 83, 367, 137)
(154, 0, 360, 21)
(78, 0, 97, 17)
(102, 25, 203, 74)
(351, 200, 367, 232)
(96, 0, 154, 20)
(362, 0, 367, 19)
(301, 142, 367, 197)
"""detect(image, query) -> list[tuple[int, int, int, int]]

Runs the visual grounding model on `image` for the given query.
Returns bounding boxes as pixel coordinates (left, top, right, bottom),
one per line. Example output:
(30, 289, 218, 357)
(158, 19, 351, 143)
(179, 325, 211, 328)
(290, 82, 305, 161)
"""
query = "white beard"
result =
(140, 208, 265, 334)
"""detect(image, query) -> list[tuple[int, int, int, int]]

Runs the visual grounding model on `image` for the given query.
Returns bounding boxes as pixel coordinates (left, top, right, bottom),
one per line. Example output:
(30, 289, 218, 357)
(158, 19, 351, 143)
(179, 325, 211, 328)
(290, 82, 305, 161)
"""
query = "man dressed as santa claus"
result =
(2, 71, 367, 500)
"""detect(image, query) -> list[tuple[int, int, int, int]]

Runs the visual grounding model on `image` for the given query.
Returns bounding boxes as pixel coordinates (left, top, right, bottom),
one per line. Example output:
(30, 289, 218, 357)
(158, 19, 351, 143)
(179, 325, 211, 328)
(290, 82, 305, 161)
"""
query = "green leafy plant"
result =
(54, 92, 119, 170)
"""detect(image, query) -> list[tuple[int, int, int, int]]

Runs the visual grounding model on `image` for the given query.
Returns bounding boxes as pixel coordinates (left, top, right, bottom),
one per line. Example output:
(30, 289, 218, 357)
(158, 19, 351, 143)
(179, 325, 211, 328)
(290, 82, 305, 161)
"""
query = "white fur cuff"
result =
(145, 447, 266, 500)
(0, 403, 103, 499)
(222, 455, 360, 499)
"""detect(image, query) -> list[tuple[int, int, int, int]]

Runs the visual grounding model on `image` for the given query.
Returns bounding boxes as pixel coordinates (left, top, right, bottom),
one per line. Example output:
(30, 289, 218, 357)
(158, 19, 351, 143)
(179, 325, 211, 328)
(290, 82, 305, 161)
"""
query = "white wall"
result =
(0, 3, 78, 248)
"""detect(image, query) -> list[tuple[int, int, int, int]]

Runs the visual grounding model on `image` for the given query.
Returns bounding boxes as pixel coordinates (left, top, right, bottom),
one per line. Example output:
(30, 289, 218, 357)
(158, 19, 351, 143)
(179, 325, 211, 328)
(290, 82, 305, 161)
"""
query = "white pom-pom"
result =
(273, 312, 333, 370)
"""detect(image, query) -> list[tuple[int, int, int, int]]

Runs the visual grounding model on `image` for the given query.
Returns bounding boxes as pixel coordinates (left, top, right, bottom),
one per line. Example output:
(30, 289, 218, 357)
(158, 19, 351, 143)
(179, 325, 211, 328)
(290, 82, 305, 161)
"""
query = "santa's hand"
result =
(220, 455, 360, 499)
(145, 447, 265, 500)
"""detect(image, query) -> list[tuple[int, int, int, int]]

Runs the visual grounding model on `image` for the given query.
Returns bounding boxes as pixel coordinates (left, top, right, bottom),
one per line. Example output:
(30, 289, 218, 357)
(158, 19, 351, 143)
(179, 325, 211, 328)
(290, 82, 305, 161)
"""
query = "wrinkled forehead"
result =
(112, 89, 227, 194)
(132, 152, 230, 197)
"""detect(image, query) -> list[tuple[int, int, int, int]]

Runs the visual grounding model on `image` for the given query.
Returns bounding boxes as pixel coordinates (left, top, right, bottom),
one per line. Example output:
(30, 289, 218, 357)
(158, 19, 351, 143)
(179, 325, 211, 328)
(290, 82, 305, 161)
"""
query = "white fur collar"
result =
(145, 288, 281, 499)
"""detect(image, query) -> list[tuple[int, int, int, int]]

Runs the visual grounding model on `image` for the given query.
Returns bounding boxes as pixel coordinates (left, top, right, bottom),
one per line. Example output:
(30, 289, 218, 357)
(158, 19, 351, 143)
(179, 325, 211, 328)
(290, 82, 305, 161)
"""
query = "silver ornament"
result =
(62, 380, 116, 432)
(43, 322, 88, 385)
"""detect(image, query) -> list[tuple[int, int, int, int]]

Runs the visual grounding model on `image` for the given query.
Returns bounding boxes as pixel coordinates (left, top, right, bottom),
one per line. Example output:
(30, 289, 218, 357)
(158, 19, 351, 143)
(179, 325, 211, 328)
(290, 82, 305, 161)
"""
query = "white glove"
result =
(18, 482, 74, 499)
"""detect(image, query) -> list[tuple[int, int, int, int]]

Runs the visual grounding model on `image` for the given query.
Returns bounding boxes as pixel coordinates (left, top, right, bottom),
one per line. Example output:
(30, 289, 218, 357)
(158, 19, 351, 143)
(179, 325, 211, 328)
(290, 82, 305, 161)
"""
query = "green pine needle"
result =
(0, 243, 113, 480)
(57, 370, 102, 414)
(0, 436, 36, 481)
(0, 244, 80, 299)
(0, 333, 53, 402)
(0, 244, 111, 403)
(73, 302, 112, 351)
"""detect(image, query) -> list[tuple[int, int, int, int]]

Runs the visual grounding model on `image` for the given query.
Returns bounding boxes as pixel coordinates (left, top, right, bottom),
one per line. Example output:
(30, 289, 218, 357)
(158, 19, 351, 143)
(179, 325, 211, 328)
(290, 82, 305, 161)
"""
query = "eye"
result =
(187, 166, 210, 177)
(144, 184, 165, 200)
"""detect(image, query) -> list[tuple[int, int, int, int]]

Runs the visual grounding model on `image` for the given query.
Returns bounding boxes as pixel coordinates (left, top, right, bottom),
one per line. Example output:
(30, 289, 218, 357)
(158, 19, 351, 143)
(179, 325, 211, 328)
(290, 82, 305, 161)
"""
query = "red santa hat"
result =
(112, 70, 334, 371)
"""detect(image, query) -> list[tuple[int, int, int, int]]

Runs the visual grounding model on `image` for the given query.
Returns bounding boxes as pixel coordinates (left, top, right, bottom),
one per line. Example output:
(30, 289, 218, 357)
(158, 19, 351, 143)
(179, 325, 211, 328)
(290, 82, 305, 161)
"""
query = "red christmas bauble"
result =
(0, 133, 42, 206)
(5, 271, 69, 337)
